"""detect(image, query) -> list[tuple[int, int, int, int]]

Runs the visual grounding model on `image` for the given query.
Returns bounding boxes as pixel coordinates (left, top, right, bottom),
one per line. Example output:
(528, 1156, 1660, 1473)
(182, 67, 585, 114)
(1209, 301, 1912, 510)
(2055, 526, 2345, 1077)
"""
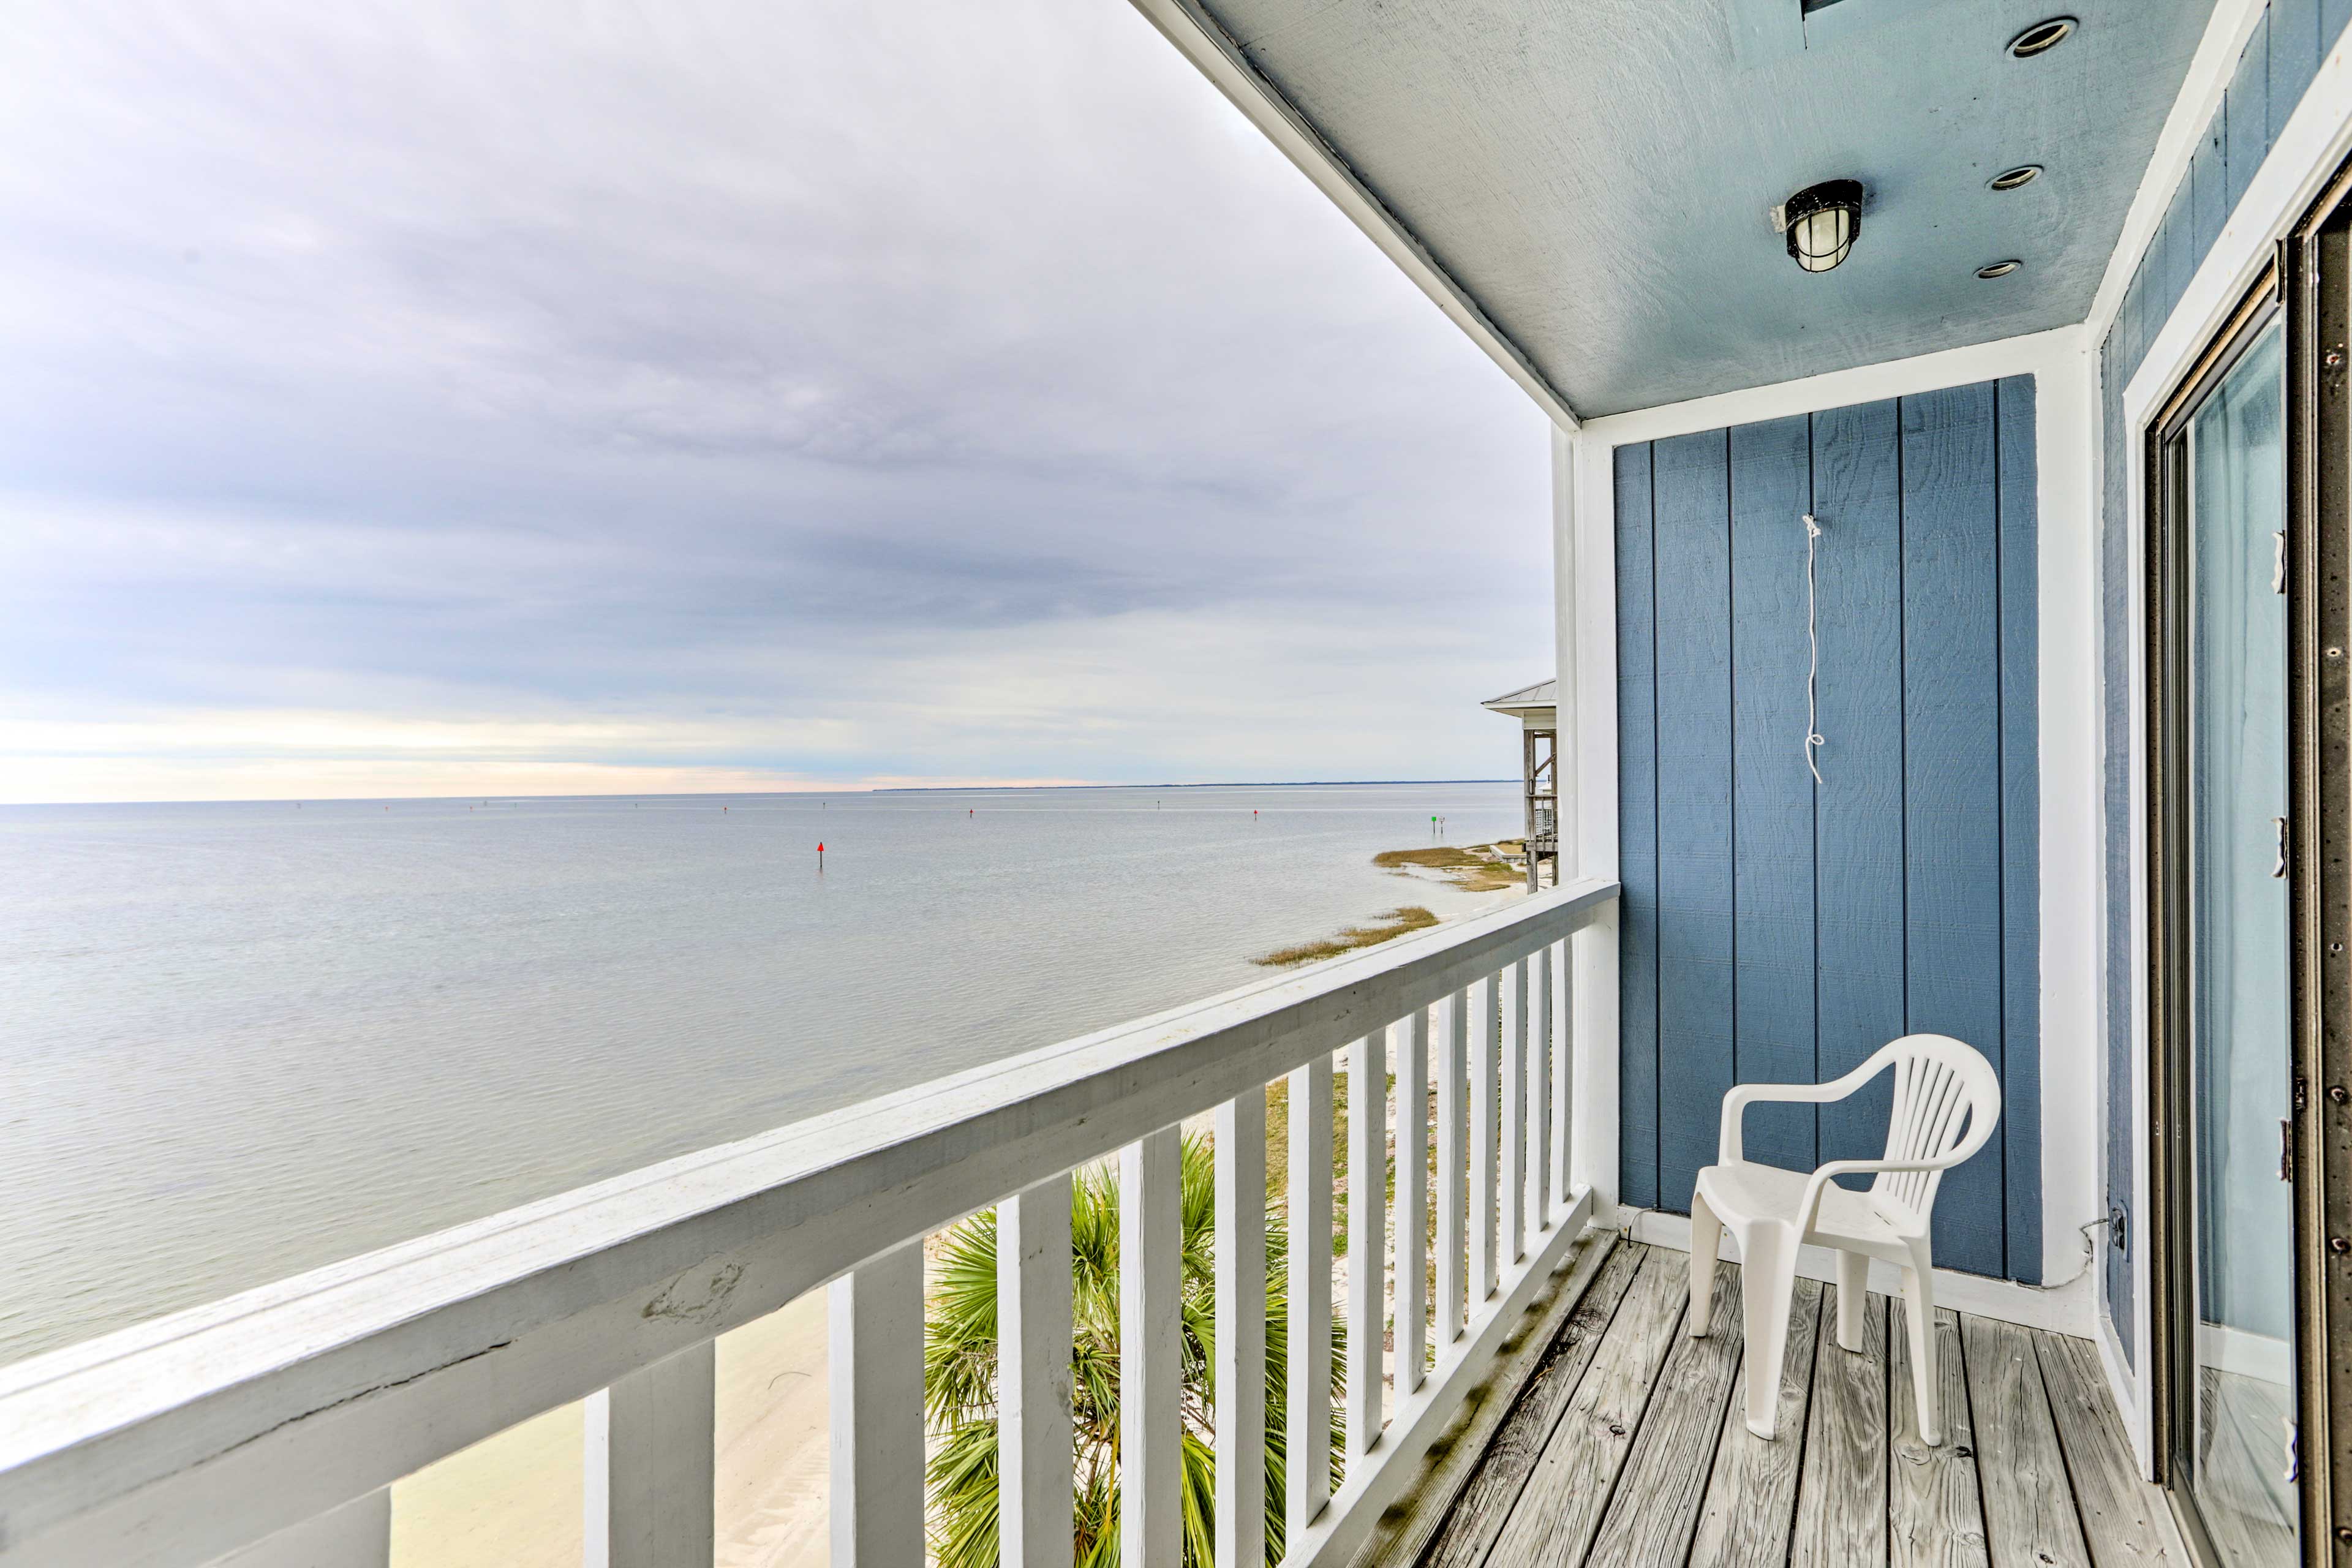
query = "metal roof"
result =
(1482, 678, 1558, 714)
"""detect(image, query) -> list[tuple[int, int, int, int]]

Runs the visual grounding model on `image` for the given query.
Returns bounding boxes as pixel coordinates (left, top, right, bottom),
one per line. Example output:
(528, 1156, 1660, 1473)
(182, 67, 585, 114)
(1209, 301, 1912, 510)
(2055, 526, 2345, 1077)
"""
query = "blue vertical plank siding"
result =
(1900, 383, 2008, 1279)
(1996, 377, 2043, 1282)
(1615, 443, 1661, 1212)
(1612, 380, 2040, 1281)
(1807, 401, 1909, 1184)
(1728, 415, 1819, 1173)
(2155, 179, 2193, 322)
(2122, 263, 2145, 379)
(2227, 13, 2269, 219)
(2271, 0, 2323, 144)
(1650, 431, 1738, 1215)
(2329, 0, 2351, 53)
(2189, 121, 2226, 268)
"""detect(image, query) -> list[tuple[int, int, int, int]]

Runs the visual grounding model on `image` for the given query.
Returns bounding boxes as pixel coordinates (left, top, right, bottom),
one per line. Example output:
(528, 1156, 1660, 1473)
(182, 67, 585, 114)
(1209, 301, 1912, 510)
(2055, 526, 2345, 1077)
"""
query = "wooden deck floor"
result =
(1387, 1240, 2185, 1568)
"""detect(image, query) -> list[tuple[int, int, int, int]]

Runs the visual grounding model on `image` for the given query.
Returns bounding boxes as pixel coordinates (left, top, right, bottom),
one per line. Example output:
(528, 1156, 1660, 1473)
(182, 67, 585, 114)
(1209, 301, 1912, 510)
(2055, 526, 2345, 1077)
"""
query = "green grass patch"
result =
(1253, 905, 1439, 968)
(1372, 843, 1524, 892)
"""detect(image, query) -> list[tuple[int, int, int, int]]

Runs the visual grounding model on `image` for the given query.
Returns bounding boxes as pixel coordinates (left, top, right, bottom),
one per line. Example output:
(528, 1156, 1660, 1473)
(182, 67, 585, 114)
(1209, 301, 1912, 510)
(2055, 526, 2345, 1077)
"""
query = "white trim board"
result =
(1574, 326, 2085, 449)
(1623, 1209, 2096, 1336)
(1561, 326, 2106, 1291)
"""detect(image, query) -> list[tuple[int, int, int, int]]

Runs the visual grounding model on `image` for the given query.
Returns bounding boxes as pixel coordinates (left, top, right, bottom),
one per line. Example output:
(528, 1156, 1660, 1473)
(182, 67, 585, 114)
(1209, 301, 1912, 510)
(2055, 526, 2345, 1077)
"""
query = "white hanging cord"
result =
(1803, 513, 1826, 785)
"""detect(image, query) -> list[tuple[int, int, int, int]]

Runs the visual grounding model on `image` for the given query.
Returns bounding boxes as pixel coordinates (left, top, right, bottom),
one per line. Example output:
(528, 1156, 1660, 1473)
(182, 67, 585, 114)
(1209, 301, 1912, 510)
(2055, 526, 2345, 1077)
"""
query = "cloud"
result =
(0, 0, 1551, 801)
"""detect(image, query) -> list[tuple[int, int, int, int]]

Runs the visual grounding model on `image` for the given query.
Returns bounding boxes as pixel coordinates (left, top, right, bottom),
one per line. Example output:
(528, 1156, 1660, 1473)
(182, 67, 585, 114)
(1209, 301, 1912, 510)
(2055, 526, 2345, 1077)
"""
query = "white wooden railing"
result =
(0, 877, 1618, 1568)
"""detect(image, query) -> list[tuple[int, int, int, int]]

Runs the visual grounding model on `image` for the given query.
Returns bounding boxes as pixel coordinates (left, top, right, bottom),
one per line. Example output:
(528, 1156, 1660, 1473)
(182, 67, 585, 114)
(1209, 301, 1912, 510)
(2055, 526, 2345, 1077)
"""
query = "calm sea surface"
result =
(0, 782, 1520, 1366)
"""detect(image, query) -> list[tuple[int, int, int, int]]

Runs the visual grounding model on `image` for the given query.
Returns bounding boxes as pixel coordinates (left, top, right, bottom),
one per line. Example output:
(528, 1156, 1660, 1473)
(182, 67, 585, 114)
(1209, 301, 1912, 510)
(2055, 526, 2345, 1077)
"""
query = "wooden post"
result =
(1215, 1091, 1268, 1568)
(1395, 1009, 1429, 1395)
(999, 1177, 1074, 1568)
(585, 1343, 714, 1568)
(1346, 1030, 1387, 1458)
(1287, 1054, 1335, 1538)
(1436, 990, 1469, 1344)
(1121, 1129, 1183, 1568)
(1470, 977, 1499, 1303)
(829, 1241, 925, 1568)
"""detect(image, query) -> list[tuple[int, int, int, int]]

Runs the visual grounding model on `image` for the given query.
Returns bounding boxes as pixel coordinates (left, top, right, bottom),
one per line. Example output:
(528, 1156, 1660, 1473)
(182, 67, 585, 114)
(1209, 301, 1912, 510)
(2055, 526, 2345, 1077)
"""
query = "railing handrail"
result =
(0, 876, 1618, 1568)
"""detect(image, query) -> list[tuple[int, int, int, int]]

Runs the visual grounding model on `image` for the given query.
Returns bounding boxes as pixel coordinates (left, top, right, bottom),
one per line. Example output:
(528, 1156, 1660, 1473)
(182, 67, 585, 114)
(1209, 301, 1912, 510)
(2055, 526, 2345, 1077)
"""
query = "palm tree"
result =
(924, 1130, 1347, 1567)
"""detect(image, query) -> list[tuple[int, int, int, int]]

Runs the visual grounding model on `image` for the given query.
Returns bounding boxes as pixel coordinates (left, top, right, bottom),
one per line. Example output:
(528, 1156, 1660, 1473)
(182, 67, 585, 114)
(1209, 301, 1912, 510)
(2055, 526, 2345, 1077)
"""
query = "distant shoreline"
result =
(867, 778, 1516, 794)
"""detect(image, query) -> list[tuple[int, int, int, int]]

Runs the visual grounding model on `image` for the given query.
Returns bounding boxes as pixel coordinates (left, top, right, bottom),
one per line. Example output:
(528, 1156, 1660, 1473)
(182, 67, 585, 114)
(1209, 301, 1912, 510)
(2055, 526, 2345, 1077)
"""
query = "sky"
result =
(0, 0, 1554, 803)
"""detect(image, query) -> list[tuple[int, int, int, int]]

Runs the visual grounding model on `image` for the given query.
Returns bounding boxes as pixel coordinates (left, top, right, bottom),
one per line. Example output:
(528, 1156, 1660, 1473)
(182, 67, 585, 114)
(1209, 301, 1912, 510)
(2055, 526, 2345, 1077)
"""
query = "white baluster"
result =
(1216, 1090, 1268, 1568)
(1395, 1009, 1428, 1395)
(1286, 1054, 1334, 1540)
(219, 1489, 389, 1568)
(1436, 990, 1468, 1346)
(585, 1342, 714, 1568)
(1000, 1176, 1074, 1568)
(1550, 940, 1574, 1220)
(1121, 1128, 1183, 1568)
(1345, 1029, 1386, 1458)
(1470, 976, 1499, 1304)
(1502, 960, 1526, 1265)
(1529, 948, 1551, 1237)
(829, 1240, 924, 1568)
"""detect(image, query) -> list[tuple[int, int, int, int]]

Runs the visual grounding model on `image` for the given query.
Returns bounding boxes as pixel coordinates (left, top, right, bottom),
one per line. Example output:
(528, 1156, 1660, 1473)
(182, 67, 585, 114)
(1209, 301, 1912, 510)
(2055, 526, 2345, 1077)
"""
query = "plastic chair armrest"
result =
(1795, 1155, 1959, 1235)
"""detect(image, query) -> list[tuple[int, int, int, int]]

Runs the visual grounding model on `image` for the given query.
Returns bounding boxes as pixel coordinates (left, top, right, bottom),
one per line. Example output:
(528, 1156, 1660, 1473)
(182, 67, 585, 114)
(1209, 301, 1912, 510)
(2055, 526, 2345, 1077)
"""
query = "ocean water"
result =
(0, 782, 1520, 1366)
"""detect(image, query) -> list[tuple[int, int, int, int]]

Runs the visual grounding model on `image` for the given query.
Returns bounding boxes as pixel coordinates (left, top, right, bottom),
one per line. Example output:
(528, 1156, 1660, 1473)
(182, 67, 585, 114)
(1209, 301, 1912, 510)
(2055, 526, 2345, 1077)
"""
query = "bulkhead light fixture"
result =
(1776, 179, 1866, 274)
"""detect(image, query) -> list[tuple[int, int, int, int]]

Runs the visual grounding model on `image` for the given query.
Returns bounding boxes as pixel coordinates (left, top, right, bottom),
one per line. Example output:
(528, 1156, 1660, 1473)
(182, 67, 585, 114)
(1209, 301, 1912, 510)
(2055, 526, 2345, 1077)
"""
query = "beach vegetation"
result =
(923, 1131, 1345, 1566)
(1251, 905, 1438, 968)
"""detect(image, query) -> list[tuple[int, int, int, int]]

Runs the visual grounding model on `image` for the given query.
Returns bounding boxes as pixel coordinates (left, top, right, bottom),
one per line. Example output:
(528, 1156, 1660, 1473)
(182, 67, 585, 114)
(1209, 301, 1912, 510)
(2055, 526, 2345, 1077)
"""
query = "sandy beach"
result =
(392, 1291, 831, 1568)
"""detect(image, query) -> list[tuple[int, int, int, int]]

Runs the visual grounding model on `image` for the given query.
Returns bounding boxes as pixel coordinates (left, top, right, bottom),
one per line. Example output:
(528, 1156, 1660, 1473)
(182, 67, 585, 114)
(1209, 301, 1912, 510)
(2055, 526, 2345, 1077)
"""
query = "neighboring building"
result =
(1483, 679, 1557, 889)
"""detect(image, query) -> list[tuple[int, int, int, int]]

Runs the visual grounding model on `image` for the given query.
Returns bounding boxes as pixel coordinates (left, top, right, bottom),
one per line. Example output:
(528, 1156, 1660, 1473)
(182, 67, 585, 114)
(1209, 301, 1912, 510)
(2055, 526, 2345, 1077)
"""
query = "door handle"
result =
(2274, 816, 2288, 878)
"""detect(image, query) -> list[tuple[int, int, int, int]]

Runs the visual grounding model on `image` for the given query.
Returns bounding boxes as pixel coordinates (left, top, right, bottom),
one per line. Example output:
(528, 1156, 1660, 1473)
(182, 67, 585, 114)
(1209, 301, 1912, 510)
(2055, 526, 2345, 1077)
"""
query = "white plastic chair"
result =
(1689, 1034, 2000, 1443)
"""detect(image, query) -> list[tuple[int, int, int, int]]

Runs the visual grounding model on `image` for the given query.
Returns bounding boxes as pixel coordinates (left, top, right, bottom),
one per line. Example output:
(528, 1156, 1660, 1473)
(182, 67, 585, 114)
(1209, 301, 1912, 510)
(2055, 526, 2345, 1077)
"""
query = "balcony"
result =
(0, 878, 2166, 1568)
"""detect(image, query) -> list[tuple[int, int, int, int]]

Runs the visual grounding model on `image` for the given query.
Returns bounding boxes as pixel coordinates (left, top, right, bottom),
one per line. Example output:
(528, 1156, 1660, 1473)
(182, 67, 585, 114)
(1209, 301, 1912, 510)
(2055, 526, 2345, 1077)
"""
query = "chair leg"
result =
(1740, 1228, 1798, 1440)
(1902, 1265, 1940, 1447)
(1689, 1191, 1722, 1336)
(1835, 1249, 1868, 1353)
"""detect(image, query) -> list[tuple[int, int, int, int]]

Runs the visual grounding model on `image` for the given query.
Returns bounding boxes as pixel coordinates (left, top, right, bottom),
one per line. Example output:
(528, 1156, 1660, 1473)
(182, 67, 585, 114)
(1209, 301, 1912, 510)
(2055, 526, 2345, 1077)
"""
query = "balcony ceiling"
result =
(1192, 0, 2217, 417)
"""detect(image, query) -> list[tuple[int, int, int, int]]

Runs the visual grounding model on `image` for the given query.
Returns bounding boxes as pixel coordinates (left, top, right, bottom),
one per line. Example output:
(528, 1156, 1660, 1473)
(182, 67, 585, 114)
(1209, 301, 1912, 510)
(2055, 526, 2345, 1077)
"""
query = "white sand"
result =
(390, 1292, 831, 1568)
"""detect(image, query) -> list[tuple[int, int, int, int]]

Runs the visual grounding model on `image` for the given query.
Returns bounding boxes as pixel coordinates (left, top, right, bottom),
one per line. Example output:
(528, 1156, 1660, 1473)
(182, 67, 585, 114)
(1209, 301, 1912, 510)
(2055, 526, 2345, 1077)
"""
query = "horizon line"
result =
(0, 778, 1521, 809)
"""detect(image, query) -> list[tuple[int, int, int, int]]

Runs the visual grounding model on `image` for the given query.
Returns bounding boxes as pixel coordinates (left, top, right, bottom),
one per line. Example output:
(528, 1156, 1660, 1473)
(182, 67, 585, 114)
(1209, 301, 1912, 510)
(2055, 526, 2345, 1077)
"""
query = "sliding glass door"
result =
(2168, 314, 2299, 1567)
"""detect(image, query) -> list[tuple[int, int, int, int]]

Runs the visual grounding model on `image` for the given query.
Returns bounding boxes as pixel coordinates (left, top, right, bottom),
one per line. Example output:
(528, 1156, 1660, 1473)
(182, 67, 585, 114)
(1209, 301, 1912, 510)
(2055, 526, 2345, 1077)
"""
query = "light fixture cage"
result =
(1783, 178, 1866, 273)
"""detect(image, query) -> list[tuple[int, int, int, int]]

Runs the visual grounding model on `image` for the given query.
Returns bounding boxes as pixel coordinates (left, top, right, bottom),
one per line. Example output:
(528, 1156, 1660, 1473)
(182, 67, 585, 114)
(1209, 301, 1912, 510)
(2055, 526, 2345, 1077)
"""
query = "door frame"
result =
(2279, 158, 2352, 1568)
(2142, 263, 2284, 1568)
(2141, 156, 2352, 1567)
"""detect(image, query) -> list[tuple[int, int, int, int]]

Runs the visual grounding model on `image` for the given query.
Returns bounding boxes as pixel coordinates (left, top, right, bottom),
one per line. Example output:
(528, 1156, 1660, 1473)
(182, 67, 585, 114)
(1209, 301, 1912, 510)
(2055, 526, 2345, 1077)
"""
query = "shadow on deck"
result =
(1363, 1239, 2184, 1568)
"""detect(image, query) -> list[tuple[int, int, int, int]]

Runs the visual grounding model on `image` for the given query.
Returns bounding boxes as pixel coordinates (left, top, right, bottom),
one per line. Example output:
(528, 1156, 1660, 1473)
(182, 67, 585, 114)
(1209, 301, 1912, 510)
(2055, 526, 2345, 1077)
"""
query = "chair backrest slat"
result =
(1863, 1034, 2000, 1228)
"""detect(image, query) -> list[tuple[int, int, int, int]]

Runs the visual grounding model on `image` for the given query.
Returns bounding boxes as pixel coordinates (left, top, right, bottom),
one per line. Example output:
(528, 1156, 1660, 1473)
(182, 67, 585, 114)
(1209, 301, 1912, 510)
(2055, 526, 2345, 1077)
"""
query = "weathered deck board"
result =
(1389, 1243, 2163, 1568)
(1416, 1243, 1643, 1568)
(1583, 1262, 1746, 1568)
(1481, 1250, 1687, 1568)
(1790, 1284, 1888, 1568)
(2034, 1332, 2184, 1568)
(1890, 1300, 1988, 1568)
(1687, 1276, 1824, 1568)
(1961, 1314, 2090, 1568)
